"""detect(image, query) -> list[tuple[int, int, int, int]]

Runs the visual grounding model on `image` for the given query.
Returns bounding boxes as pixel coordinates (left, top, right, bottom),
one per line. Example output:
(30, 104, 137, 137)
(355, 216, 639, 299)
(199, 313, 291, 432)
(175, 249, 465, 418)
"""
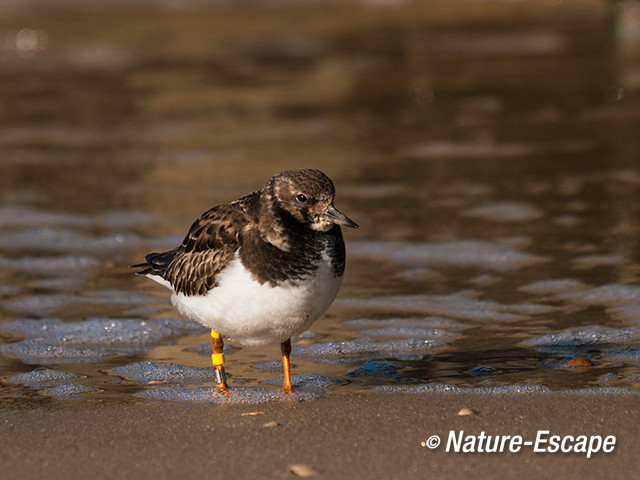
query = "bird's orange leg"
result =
(210, 330, 228, 392)
(281, 338, 293, 392)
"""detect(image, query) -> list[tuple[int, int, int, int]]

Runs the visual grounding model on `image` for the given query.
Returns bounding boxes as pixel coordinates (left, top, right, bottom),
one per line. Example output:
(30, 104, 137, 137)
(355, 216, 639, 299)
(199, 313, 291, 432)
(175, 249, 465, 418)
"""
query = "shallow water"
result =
(2, 1, 640, 406)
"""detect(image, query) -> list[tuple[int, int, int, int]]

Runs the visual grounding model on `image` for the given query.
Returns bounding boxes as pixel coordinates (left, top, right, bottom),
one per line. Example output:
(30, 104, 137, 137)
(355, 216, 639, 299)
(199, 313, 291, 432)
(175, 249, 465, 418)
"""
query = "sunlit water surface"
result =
(1, 1, 640, 406)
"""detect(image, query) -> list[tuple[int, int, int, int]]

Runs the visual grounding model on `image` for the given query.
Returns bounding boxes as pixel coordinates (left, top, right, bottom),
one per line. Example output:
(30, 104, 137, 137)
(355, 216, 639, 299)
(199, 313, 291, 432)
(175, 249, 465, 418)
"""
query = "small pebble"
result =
(241, 411, 265, 416)
(457, 407, 476, 416)
(288, 464, 318, 477)
(563, 357, 594, 367)
(263, 420, 279, 428)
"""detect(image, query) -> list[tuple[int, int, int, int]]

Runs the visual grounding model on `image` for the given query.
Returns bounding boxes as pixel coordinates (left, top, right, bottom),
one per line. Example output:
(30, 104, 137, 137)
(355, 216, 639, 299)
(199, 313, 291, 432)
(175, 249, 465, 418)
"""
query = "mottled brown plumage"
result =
(133, 169, 356, 296)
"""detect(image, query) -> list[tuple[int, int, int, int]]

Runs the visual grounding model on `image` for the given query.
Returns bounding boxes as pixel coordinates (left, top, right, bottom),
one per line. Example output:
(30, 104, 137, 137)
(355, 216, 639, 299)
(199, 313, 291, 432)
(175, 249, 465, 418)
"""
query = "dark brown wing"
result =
(134, 192, 258, 296)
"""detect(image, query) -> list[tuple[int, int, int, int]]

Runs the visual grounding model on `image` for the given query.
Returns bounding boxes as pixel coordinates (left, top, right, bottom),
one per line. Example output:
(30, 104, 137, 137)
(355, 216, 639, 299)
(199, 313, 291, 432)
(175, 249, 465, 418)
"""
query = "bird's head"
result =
(271, 169, 358, 232)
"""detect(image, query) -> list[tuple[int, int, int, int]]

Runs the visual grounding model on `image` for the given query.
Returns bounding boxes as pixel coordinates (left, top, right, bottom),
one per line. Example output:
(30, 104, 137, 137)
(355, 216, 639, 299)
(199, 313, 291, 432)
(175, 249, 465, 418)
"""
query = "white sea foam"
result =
(523, 325, 640, 347)
(348, 240, 546, 272)
(338, 291, 554, 321)
(112, 361, 216, 384)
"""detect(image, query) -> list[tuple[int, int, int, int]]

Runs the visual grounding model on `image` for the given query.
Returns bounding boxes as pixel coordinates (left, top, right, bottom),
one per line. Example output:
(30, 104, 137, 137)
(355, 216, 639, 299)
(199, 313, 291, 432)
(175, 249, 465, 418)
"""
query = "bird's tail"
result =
(130, 248, 179, 277)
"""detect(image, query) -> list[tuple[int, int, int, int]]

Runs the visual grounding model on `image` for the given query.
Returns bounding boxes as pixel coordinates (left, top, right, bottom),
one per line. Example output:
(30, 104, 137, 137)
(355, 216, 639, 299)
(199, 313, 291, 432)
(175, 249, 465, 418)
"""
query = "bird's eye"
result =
(296, 193, 308, 203)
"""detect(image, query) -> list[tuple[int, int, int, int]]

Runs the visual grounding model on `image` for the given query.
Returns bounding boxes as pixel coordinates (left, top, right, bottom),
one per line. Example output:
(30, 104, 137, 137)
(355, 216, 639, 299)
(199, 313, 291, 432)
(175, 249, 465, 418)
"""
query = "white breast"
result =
(169, 253, 343, 346)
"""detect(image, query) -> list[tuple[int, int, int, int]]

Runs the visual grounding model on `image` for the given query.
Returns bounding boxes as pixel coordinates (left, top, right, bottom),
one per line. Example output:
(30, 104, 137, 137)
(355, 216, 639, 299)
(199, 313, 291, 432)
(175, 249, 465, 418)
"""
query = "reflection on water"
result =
(1, 1, 640, 406)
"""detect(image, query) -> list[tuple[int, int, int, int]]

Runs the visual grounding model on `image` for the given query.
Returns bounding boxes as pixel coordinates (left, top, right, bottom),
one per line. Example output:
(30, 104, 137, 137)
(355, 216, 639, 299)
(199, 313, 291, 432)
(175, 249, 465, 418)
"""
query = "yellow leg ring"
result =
(211, 352, 225, 365)
(211, 331, 222, 339)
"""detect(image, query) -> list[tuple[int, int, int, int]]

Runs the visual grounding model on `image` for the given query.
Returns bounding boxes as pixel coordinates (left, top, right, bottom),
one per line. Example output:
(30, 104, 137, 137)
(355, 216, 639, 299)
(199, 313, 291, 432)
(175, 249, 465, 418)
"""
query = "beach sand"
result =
(1, 392, 638, 479)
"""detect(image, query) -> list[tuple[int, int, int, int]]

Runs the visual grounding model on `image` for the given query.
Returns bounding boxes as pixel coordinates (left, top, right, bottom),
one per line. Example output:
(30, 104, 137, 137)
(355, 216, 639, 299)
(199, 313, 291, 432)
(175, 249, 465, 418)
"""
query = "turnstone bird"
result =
(132, 169, 357, 392)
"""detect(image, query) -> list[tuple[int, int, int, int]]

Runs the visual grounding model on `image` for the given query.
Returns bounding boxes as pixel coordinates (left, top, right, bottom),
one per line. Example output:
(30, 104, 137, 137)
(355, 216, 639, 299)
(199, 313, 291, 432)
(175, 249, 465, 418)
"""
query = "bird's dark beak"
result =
(322, 205, 358, 229)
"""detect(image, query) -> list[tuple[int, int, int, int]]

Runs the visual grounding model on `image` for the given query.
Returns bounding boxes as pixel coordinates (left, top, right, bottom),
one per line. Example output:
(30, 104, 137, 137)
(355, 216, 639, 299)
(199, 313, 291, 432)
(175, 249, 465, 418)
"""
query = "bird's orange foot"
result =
(215, 382, 230, 396)
(279, 380, 293, 394)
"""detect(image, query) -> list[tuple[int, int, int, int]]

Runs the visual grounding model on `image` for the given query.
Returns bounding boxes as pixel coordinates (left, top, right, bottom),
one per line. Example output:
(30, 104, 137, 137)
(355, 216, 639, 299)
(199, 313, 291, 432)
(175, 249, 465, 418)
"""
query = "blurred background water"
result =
(2, 0, 640, 405)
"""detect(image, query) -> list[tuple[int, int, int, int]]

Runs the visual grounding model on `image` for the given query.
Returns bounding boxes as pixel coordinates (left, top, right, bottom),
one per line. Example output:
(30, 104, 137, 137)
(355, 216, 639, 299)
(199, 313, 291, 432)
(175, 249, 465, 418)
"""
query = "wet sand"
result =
(2, 392, 638, 479)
